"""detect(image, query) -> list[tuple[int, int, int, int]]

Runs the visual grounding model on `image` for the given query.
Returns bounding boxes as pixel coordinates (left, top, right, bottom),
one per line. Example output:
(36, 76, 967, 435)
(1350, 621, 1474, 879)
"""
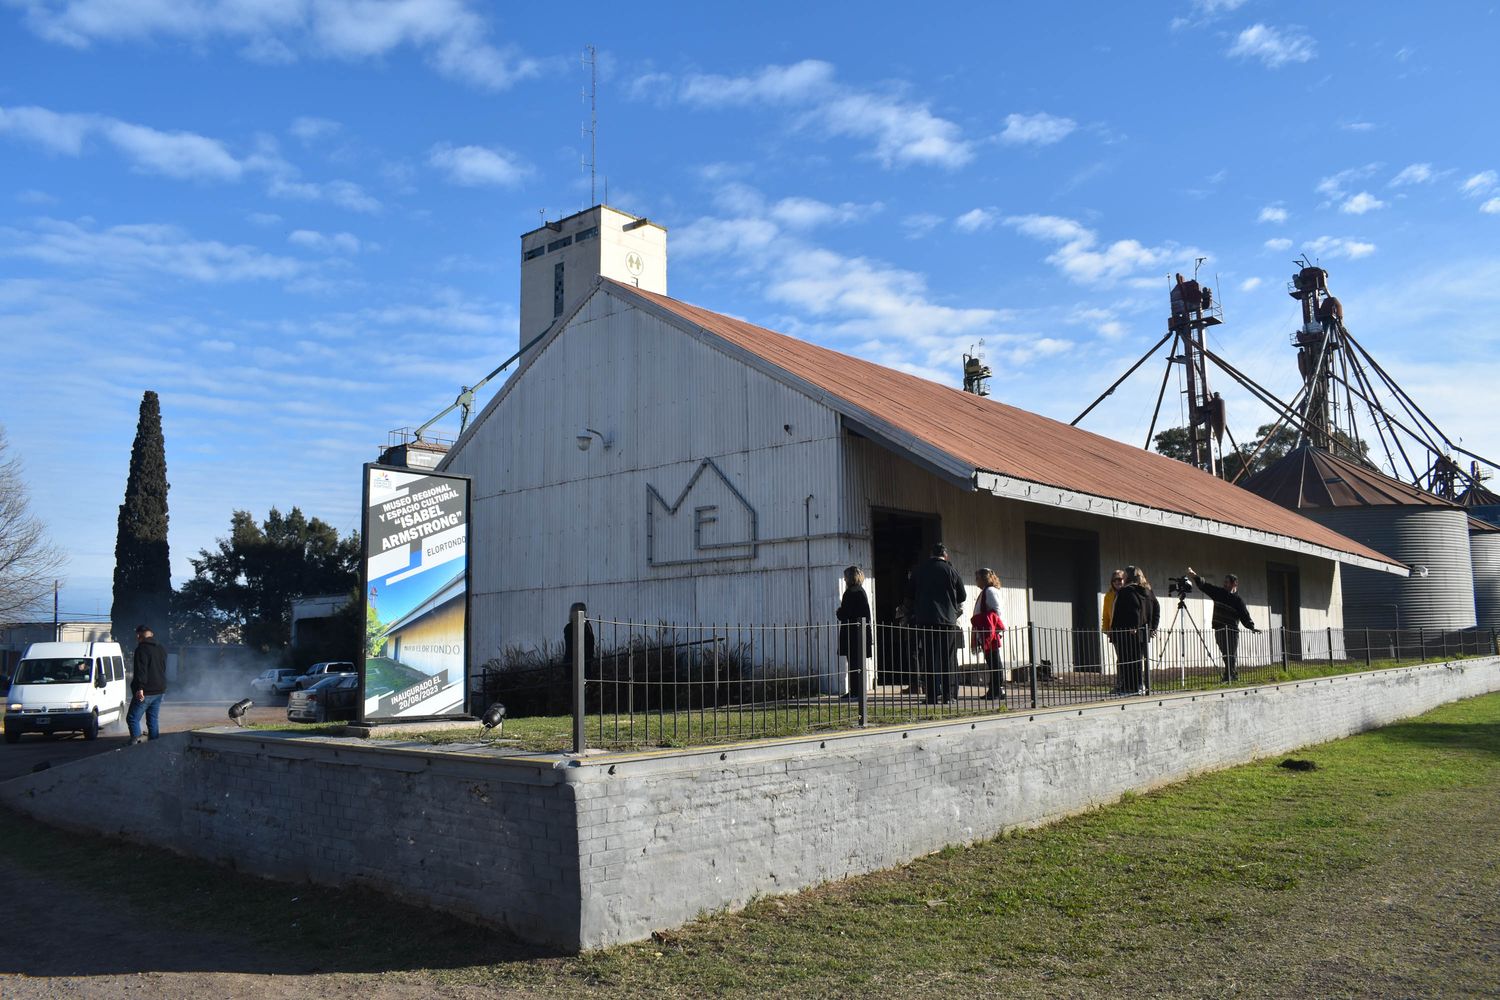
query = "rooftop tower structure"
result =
(519, 206, 667, 357)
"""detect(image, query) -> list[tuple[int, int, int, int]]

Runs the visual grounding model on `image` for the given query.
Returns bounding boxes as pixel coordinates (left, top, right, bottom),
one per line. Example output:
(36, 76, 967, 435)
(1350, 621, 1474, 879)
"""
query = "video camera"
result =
(1167, 575, 1193, 596)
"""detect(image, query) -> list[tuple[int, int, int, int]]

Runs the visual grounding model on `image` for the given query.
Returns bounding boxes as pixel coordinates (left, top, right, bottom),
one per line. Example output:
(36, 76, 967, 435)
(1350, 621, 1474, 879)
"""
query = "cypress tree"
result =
(112, 391, 172, 644)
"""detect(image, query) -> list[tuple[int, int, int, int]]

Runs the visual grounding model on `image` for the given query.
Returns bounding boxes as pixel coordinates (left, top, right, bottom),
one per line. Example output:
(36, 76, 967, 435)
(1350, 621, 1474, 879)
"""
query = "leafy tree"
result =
(1154, 421, 1366, 482)
(0, 426, 65, 622)
(112, 391, 172, 643)
(173, 507, 360, 651)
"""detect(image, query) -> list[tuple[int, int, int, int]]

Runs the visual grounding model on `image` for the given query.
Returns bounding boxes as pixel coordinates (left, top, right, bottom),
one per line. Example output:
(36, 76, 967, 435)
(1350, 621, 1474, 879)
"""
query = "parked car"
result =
(4, 641, 130, 743)
(250, 668, 300, 697)
(292, 661, 355, 691)
(286, 673, 360, 723)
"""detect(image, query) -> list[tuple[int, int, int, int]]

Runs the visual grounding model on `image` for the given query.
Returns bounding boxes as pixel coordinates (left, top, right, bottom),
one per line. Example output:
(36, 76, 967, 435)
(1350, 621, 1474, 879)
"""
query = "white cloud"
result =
(674, 216, 780, 259)
(98, 120, 243, 180)
(818, 92, 973, 168)
(1462, 171, 1497, 196)
(1264, 238, 1293, 252)
(679, 60, 837, 106)
(1340, 191, 1385, 215)
(288, 229, 362, 254)
(1069, 307, 1127, 340)
(0, 104, 241, 179)
(1, 218, 304, 282)
(266, 175, 381, 212)
(667, 188, 1037, 380)
(1239, 277, 1263, 292)
(999, 112, 1076, 146)
(290, 116, 340, 142)
(1341, 121, 1377, 132)
(1228, 24, 1317, 68)
(1316, 164, 1380, 199)
(954, 207, 998, 233)
(246, 211, 282, 227)
(1482, 198, 1500, 215)
(767, 196, 869, 229)
(661, 60, 973, 169)
(428, 143, 529, 187)
(2, 104, 376, 207)
(1389, 163, 1434, 187)
(1305, 236, 1377, 259)
(1005, 214, 1186, 287)
(0, 104, 93, 153)
(1194, 0, 1247, 11)
(17, 189, 58, 205)
(11, 0, 542, 91)
(1258, 205, 1289, 224)
(901, 212, 944, 238)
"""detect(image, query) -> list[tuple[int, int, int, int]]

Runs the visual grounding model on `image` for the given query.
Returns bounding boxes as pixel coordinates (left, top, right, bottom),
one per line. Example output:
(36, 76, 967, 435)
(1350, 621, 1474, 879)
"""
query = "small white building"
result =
(441, 206, 1403, 677)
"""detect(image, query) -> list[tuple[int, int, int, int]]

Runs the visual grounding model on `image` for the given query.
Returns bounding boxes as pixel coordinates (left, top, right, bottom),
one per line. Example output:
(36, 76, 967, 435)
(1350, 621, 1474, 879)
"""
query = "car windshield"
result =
(14, 658, 92, 685)
(309, 675, 348, 691)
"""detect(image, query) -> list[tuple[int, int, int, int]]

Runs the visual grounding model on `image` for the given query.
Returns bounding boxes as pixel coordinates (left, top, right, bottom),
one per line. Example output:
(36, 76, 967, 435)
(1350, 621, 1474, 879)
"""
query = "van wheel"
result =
(83, 711, 99, 741)
(3, 728, 18, 745)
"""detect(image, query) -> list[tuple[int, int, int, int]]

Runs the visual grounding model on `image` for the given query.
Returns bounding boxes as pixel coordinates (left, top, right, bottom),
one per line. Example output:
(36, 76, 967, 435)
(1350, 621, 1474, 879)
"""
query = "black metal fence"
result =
(568, 612, 1498, 752)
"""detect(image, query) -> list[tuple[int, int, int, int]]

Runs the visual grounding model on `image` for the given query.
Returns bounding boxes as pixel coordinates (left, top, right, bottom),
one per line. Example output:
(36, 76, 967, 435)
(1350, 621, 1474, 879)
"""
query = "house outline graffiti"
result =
(646, 458, 759, 566)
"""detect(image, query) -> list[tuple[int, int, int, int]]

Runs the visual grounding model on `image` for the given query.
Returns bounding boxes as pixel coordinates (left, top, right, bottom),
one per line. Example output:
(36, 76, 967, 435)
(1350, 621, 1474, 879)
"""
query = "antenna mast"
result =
(582, 44, 598, 204)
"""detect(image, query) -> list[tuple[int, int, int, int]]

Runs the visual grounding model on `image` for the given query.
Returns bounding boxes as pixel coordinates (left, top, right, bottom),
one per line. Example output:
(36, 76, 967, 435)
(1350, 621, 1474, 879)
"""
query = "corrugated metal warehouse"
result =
(440, 206, 1405, 674)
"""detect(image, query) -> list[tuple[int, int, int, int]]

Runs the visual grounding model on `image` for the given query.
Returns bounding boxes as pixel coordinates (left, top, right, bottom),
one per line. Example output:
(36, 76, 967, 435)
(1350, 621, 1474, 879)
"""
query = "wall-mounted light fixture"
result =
(576, 427, 613, 452)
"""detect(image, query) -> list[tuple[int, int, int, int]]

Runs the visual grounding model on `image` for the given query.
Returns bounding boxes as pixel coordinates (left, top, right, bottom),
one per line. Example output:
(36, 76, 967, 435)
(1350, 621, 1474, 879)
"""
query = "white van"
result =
(4, 641, 130, 743)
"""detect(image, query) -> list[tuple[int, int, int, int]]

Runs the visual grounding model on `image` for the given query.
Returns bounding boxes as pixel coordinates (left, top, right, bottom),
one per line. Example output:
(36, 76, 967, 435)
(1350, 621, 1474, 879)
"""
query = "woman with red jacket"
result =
(971, 568, 1006, 702)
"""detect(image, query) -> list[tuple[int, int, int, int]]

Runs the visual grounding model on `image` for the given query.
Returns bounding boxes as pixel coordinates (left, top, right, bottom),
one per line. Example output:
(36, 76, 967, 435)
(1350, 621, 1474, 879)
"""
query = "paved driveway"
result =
(0, 700, 293, 782)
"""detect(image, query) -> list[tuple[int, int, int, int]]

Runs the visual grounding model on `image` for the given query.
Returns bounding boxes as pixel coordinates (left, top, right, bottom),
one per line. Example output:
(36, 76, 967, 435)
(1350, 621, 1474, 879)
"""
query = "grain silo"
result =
(1244, 447, 1474, 631)
(1469, 517, 1500, 631)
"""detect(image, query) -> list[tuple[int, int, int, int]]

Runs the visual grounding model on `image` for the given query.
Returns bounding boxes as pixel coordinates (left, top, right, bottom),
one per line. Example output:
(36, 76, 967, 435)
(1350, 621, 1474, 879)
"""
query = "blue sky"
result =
(3, 1, 1499, 617)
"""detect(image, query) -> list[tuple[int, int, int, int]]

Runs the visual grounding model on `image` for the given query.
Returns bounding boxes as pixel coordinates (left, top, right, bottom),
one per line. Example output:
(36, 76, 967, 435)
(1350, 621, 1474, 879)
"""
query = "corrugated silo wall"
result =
(1306, 507, 1475, 630)
(1471, 530, 1500, 630)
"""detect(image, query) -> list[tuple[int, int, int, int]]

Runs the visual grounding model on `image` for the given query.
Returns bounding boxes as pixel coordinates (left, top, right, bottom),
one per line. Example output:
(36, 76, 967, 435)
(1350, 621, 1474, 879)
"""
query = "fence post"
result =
(1141, 625, 1151, 695)
(1280, 627, 1289, 673)
(572, 607, 586, 755)
(1418, 626, 1426, 663)
(1327, 626, 1334, 669)
(856, 618, 868, 727)
(1364, 627, 1372, 669)
(1027, 622, 1039, 710)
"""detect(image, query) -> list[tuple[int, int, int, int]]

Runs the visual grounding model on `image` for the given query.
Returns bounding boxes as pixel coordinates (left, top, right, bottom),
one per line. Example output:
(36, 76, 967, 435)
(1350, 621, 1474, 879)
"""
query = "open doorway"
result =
(1266, 563, 1302, 661)
(870, 508, 941, 684)
(1025, 523, 1102, 670)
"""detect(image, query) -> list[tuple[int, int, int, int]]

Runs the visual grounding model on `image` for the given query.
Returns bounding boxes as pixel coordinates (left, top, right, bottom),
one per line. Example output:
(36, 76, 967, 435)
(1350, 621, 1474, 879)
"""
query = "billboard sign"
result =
(360, 464, 470, 721)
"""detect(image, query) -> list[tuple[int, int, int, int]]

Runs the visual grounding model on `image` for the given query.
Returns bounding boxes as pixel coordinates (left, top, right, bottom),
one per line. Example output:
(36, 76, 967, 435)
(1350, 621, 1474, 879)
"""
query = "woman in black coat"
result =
(837, 565, 873, 699)
(1109, 567, 1160, 695)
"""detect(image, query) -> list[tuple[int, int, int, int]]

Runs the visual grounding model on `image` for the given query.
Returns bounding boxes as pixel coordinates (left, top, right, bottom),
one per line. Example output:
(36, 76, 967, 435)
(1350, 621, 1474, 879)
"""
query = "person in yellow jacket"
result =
(1101, 568, 1125, 630)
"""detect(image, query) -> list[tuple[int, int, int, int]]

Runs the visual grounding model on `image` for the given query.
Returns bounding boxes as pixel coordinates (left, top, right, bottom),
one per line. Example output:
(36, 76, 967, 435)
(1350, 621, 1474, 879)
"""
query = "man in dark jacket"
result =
(1187, 567, 1258, 681)
(911, 544, 966, 704)
(128, 625, 168, 743)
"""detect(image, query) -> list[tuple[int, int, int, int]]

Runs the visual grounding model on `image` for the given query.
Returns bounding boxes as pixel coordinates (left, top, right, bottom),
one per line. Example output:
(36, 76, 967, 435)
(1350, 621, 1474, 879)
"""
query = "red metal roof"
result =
(610, 280, 1400, 568)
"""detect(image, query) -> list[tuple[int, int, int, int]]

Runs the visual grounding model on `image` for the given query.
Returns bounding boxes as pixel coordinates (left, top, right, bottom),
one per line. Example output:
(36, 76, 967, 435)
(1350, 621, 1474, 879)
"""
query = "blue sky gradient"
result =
(3, 1, 1497, 615)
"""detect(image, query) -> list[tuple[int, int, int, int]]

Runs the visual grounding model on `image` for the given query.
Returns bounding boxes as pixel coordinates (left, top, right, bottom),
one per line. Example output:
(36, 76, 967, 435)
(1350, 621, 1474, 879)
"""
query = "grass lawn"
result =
(1, 691, 1497, 997)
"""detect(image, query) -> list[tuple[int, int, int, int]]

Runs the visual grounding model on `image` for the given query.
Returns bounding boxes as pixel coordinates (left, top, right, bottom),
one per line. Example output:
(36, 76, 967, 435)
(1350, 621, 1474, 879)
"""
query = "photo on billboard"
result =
(360, 464, 470, 721)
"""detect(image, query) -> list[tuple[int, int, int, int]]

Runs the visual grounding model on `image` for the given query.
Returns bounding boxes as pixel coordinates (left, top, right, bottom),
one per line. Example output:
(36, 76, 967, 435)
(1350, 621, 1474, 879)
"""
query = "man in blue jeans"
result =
(128, 624, 168, 743)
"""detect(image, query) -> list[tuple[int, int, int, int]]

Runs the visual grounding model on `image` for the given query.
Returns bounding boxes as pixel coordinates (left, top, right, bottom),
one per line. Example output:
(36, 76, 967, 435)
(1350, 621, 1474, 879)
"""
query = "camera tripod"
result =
(1155, 591, 1218, 682)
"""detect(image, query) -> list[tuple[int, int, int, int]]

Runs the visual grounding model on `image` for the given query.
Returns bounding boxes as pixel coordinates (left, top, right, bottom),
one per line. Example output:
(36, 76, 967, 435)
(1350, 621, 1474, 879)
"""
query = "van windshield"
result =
(14, 658, 93, 685)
